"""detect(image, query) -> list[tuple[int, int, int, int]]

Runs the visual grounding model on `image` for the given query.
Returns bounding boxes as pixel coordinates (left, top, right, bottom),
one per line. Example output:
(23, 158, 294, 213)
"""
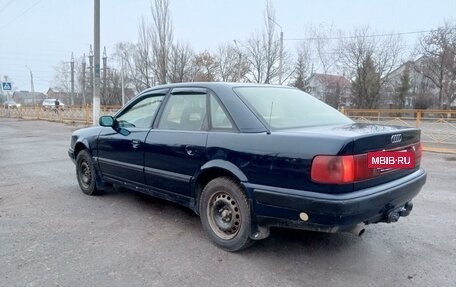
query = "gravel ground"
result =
(0, 118, 455, 287)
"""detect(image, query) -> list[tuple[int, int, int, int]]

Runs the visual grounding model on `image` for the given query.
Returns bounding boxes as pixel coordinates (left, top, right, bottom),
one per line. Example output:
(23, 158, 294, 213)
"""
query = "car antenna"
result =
(266, 101, 274, 135)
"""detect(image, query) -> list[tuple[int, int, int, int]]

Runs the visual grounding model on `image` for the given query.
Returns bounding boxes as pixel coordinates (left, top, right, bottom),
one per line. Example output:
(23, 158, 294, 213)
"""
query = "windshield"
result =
(234, 86, 353, 129)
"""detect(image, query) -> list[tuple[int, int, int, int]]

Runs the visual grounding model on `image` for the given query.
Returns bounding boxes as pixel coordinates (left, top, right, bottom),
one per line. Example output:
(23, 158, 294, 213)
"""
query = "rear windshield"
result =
(234, 86, 353, 129)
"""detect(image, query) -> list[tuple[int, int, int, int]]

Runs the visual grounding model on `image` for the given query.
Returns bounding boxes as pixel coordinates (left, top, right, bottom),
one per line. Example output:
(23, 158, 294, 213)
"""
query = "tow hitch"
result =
(386, 202, 414, 223)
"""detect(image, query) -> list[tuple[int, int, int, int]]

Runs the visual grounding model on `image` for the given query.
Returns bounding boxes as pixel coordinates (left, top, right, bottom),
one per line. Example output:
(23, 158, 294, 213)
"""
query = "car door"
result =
(97, 90, 166, 186)
(143, 88, 208, 197)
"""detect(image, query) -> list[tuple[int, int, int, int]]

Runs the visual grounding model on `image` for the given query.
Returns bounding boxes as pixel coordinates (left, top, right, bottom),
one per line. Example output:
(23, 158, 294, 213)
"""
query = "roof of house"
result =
(12, 91, 47, 100)
(311, 73, 350, 87)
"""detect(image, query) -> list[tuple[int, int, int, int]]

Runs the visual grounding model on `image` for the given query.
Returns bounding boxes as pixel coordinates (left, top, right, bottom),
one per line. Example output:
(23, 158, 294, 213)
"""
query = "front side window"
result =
(116, 95, 164, 128)
(158, 93, 207, 131)
(234, 86, 353, 129)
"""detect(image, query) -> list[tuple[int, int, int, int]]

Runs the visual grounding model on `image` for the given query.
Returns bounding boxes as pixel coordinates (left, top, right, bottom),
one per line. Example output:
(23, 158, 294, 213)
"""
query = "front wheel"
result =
(200, 177, 253, 251)
(76, 150, 101, 195)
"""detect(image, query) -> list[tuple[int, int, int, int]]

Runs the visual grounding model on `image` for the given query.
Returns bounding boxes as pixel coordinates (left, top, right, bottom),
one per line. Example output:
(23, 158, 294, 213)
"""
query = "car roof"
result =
(139, 82, 292, 94)
(131, 82, 295, 133)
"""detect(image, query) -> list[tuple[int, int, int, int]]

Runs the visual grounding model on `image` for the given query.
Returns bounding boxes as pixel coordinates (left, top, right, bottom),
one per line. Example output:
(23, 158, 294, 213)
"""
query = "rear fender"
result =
(195, 160, 267, 237)
(199, 159, 248, 181)
(193, 159, 250, 202)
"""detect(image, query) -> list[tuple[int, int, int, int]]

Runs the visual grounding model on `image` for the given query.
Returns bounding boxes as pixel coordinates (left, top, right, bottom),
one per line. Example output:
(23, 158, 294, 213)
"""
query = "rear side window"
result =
(210, 94, 233, 130)
(234, 86, 353, 129)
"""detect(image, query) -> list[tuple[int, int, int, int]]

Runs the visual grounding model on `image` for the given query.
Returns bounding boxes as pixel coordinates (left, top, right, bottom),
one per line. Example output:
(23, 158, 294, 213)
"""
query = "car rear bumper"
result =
(244, 168, 427, 233)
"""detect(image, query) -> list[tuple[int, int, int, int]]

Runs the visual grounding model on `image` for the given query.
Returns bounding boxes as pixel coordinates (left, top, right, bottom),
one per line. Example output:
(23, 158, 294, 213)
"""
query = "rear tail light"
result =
(311, 142, 422, 184)
(311, 154, 373, 184)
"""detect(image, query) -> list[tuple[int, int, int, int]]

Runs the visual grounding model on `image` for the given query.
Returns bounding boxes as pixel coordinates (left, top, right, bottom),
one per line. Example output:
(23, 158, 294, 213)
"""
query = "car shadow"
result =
(100, 186, 367, 256)
(101, 185, 198, 220)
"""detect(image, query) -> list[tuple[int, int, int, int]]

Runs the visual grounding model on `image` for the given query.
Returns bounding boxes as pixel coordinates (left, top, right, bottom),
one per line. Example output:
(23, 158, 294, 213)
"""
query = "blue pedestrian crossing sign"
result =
(2, 82, 12, 90)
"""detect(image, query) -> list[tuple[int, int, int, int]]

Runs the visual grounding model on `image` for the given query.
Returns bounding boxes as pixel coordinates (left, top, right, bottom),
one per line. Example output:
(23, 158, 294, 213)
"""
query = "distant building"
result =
(385, 56, 439, 109)
(12, 91, 47, 106)
(308, 73, 352, 108)
(46, 88, 76, 106)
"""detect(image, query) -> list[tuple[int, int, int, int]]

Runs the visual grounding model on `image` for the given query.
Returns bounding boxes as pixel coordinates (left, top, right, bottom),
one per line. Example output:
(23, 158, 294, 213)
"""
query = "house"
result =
(308, 73, 352, 108)
(12, 91, 47, 106)
(385, 56, 439, 109)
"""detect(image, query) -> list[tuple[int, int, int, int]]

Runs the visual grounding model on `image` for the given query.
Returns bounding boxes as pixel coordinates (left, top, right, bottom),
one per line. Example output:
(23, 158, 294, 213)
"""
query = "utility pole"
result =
(25, 66, 35, 105)
(82, 54, 86, 106)
(268, 17, 284, 85)
(102, 46, 107, 105)
(121, 55, 125, 106)
(233, 40, 242, 82)
(279, 30, 283, 85)
(93, 0, 101, 125)
(70, 52, 75, 106)
(89, 45, 94, 97)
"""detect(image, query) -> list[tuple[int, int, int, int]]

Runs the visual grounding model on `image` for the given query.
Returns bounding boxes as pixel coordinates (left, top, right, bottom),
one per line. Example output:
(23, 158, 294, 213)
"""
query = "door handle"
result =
(131, 139, 141, 149)
(185, 145, 198, 156)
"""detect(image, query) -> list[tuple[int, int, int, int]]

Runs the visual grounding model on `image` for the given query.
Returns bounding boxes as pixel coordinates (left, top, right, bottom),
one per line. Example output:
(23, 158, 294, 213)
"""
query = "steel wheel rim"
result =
(207, 191, 241, 240)
(79, 160, 92, 189)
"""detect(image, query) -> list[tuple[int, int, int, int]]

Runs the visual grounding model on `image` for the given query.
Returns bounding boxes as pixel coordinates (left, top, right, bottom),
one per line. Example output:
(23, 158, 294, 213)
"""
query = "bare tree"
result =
(113, 42, 134, 91)
(262, 1, 281, 84)
(243, 0, 285, 84)
(192, 51, 218, 82)
(102, 69, 123, 105)
(53, 61, 72, 94)
(338, 27, 403, 108)
(167, 42, 194, 83)
(243, 32, 265, 83)
(216, 42, 249, 82)
(135, 17, 154, 90)
(112, 22, 154, 94)
(53, 57, 90, 105)
(150, 0, 173, 84)
(415, 22, 456, 109)
(308, 23, 340, 74)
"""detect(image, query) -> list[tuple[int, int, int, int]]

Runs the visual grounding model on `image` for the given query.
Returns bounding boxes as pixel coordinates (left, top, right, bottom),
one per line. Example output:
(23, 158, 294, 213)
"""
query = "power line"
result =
(284, 29, 437, 41)
(0, 0, 43, 30)
(0, 0, 15, 13)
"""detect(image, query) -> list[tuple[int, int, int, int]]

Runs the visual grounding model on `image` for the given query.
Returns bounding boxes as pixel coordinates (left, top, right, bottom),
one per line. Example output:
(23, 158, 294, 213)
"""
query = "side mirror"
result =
(99, 116, 114, 127)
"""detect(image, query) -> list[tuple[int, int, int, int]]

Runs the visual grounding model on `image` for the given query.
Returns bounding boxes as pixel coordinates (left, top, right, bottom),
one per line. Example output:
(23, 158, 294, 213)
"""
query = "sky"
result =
(0, 0, 455, 93)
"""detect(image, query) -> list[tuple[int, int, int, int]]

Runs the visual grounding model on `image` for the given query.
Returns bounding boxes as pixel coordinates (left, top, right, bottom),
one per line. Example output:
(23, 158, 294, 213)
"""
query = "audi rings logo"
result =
(391, 134, 402, 143)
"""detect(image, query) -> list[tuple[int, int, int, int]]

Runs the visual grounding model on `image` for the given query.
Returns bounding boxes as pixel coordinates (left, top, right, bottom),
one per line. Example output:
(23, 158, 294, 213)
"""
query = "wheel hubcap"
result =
(79, 161, 92, 188)
(207, 192, 241, 240)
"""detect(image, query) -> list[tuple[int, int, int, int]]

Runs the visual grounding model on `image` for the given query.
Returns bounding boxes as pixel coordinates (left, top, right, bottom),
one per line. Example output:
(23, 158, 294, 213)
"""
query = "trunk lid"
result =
(278, 123, 422, 191)
(330, 123, 420, 154)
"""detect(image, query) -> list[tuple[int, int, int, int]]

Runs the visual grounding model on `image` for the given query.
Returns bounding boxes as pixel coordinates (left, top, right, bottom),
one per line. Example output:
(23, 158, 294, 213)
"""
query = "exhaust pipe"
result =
(348, 224, 366, 237)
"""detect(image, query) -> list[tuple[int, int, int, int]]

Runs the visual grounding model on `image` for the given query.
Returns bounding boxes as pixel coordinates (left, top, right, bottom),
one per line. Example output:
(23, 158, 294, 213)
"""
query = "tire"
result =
(76, 149, 101, 195)
(200, 177, 253, 251)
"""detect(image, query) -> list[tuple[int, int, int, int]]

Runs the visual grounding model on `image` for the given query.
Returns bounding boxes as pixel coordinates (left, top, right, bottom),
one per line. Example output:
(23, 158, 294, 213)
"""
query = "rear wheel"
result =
(76, 150, 101, 195)
(200, 177, 253, 251)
